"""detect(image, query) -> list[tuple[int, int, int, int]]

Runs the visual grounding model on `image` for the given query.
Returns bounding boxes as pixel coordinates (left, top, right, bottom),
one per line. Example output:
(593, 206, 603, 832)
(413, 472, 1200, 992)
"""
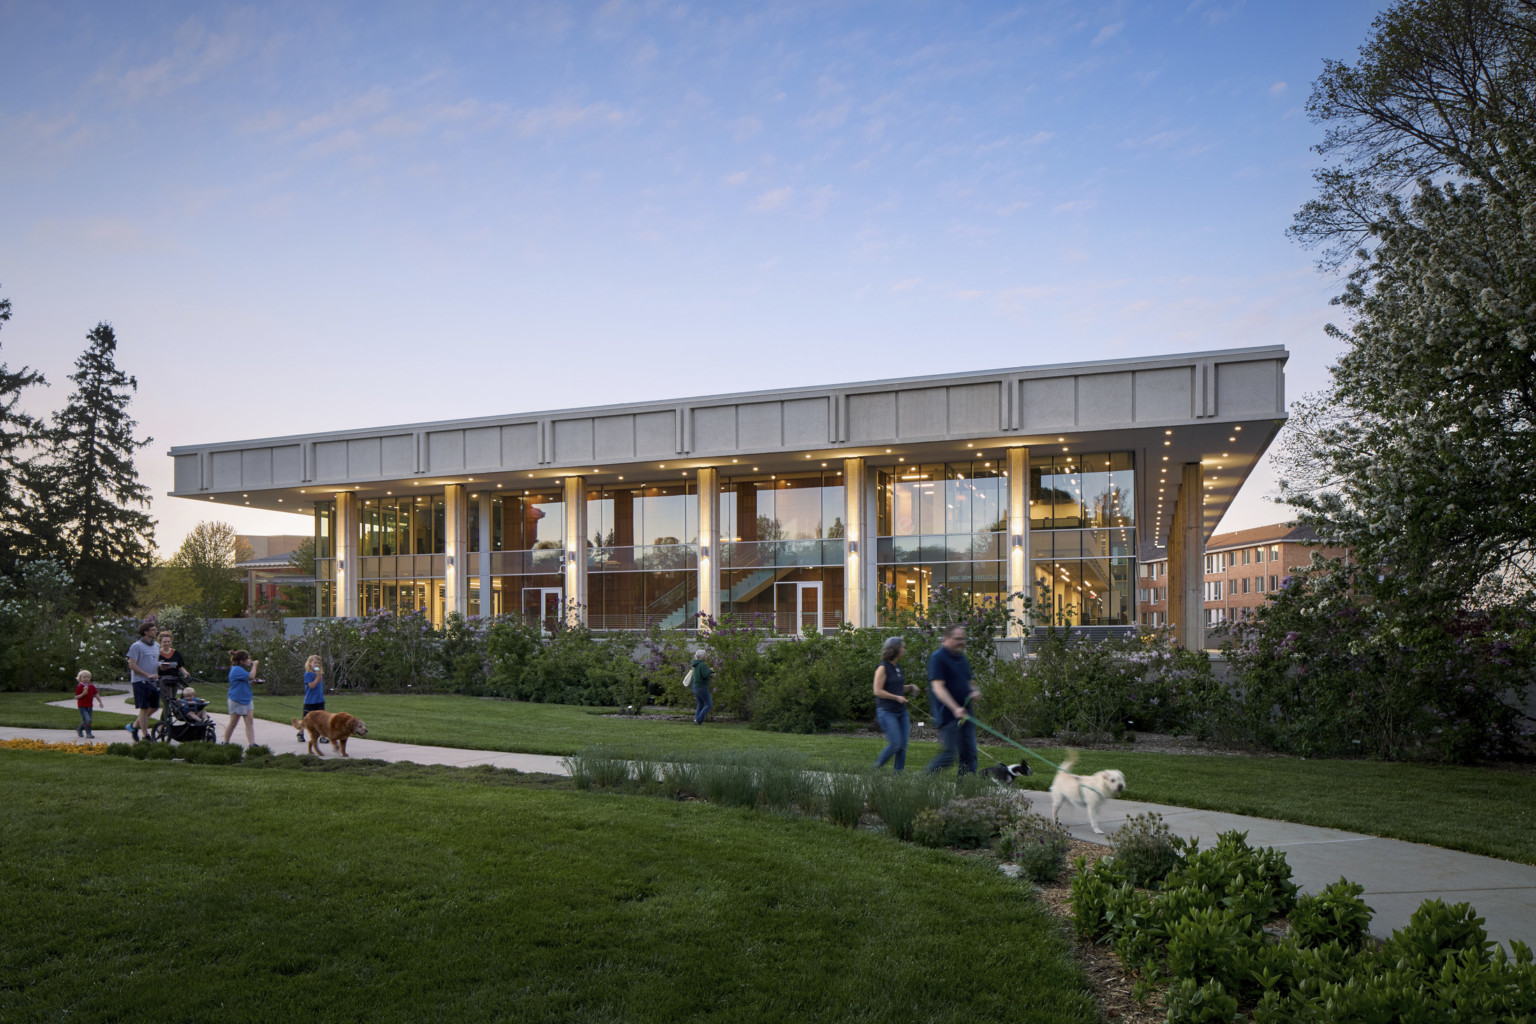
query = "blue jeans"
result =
(693, 686, 713, 724)
(926, 717, 977, 776)
(78, 708, 93, 733)
(875, 706, 909, 771)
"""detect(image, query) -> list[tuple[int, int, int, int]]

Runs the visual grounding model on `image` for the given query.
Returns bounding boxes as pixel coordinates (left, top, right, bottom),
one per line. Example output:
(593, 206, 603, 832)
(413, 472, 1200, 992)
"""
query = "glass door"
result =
(798, 583, 821, 635)
(773, 581, 823, 635)
(523, 587, 563, 633)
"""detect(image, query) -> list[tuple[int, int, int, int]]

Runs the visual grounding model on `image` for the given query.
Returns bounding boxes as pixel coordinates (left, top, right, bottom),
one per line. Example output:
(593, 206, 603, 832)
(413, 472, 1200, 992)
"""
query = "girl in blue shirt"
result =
(298, 654, 327, 743)
(221, 649, 259, 748)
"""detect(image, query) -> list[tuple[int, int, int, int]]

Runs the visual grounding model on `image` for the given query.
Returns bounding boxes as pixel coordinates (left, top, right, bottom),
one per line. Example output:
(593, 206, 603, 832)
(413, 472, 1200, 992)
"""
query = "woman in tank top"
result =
(873, 636, 914, 771)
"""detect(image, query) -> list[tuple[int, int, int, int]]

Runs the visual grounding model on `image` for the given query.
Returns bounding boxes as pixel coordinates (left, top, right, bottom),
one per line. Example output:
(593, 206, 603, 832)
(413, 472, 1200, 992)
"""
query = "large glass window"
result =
(875, 460, 1006, 624)
(586, 482, 697, 630)
(1028, 452, 1136, 626)
(719, 471, 845, 633)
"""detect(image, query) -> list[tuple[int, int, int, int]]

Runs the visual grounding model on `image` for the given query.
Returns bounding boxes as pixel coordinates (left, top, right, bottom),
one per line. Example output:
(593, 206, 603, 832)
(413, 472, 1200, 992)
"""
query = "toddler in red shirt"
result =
(75, 670, 103, 738)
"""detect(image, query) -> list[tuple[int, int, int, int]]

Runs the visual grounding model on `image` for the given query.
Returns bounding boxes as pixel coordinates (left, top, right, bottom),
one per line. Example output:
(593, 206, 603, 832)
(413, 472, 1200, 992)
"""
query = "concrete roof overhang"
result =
(167, 347, 1288, 563)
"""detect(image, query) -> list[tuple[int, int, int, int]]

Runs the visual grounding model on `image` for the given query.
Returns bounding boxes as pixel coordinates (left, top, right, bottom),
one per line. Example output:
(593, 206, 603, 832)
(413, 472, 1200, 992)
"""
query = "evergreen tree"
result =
(36, 323, 155, 611)
(0, 286, 49, 576)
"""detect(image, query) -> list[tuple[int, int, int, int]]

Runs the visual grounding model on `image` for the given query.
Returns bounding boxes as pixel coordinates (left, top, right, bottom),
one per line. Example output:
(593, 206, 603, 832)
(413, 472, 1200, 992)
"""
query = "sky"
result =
(0, 0, 1382, 556)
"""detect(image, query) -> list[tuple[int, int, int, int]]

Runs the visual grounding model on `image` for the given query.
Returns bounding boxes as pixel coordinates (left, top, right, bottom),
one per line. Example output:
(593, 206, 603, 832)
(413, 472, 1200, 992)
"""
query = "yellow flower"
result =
(0, 739, 109, 755)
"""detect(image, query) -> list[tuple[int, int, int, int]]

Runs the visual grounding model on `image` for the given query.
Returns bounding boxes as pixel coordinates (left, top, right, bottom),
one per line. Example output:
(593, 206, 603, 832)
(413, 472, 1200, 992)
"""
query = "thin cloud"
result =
(753, 187, 791, 211)
(1093, 22, 1124, 45)
(1269, 81, 1287, 96)
(723, 171, 750, 186)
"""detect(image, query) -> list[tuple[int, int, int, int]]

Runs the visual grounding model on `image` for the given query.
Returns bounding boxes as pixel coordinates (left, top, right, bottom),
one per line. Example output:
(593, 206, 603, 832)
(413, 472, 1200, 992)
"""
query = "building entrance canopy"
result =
(168, 347, 1288, 645)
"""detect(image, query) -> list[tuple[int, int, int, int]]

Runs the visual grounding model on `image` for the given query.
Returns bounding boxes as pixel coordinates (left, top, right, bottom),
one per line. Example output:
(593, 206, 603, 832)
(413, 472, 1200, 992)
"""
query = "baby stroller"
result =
(148, 686, 217, 744)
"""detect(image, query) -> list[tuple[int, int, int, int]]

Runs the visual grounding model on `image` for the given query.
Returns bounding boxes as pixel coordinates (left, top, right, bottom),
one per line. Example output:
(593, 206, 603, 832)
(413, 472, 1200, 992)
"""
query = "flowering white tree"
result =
(1283, 0, 1536, 609)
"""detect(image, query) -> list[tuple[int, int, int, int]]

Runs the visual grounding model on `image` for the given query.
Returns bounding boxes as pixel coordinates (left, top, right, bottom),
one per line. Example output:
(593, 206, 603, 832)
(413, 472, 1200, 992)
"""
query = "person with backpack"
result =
(687, 649, 713, 725)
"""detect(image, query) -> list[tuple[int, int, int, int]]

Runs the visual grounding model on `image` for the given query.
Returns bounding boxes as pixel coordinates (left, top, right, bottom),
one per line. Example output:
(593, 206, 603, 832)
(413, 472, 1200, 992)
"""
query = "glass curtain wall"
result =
(357, 495, 447, 624)
(1030, 452, 1136, 626)
(875, 460, 1006, 623)
(586, 482, 697, 630)
(720, 470, 844, 633)
(481, 489, 565, 630)
(314, 500, 336, 618)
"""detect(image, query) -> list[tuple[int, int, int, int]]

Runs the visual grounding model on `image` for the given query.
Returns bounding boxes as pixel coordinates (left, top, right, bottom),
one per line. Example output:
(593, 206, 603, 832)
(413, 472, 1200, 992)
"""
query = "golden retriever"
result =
(292, 710, 368, 757)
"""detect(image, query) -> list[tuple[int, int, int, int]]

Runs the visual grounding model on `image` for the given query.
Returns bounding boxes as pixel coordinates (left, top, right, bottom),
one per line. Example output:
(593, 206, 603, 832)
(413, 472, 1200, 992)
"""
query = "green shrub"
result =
(1164, 830, 1297, 922)
(821, 772, 868, 828)
(912, 791, 1020, 849)
(1163, 977, 1239, 1024)
(752, 659, 848, 733)
(145, 743, 175, 760)
(995, 810, 1072, 882)
(1379, 899, 1491, 972)
(1164, 905, 1263, 996)
(1068, 855, 1121, 941)
(175, 741, 244, 766)
(105, 742, 133, 758)
(1289, 879, 1373, 951)
(1109, 812, 1183, 888)
(245, 744, 272, 760)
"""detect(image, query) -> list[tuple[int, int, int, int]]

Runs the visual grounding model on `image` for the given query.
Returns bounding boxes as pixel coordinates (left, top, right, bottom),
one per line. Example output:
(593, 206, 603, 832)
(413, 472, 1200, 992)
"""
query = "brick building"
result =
(1137, 523, 1347, 630)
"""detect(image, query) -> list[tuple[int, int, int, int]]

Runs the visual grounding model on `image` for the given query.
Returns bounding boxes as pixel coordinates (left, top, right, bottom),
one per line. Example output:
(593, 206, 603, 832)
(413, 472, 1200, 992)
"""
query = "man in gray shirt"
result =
(125, 621, 161, 742)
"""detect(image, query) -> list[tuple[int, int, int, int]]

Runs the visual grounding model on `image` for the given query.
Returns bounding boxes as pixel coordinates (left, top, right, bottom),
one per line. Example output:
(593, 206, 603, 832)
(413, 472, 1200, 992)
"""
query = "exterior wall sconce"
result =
(337, 559, 345, 571)
(847, 539, 858, 555)
(1011, 535, 1024, 548)
(700, 546, 711, 560)
(446, 556, 455, 568)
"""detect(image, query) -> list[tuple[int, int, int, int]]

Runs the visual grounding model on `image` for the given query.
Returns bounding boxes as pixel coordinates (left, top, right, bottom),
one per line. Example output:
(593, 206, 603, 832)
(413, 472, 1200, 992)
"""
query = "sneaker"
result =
(76, 727, 83, 737)
(85, 732, 94, 738)
(319, 736, 328, 744)
(296, 731, 304, 742)
(126, 724, 139, 742)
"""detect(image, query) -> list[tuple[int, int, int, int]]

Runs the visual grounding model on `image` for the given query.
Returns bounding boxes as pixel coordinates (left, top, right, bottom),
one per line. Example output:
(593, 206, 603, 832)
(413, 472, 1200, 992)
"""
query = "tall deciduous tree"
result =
(0, 286, 49, 576)
(36, 323, 155, 611)
(167, 521, 252, 618)
(1290, 0, 1536, 269)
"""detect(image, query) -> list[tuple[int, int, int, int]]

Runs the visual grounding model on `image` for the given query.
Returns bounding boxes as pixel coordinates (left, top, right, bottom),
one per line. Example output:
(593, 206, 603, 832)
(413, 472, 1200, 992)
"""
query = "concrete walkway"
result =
(1022, 791, 1535, 951)
(17, 688, 568, 774)
(11, 690, 1533, 948)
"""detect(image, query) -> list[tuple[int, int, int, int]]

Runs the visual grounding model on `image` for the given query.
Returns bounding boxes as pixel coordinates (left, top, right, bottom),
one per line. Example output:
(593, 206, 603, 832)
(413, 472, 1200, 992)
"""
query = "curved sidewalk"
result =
(17, 689, 568, 775)
(10, 692, 1534, 949)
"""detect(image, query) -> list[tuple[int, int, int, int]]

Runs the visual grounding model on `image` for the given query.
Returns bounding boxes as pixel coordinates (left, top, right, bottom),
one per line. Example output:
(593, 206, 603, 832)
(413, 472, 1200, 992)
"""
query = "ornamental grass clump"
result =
(697, 757, 760, 809)
(868, 770, 953, 841)
(995, 810, 1072, 882)
(821, 771, 868, 828)
(658, 759, 699, 800)
(562, 745, 630, 790)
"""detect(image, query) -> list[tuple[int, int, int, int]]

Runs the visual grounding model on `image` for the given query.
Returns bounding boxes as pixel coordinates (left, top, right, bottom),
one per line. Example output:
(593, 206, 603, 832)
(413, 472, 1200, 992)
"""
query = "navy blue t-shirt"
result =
(926, 646, 973, 726)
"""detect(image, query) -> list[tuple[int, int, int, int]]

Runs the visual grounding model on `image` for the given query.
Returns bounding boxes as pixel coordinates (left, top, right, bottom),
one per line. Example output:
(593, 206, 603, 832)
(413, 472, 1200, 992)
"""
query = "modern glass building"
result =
(168, 347, 1289, 648)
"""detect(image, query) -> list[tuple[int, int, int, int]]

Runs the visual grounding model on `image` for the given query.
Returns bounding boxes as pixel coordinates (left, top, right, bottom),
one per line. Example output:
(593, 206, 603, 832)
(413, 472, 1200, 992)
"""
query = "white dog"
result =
(1048, 755, 1126, 834)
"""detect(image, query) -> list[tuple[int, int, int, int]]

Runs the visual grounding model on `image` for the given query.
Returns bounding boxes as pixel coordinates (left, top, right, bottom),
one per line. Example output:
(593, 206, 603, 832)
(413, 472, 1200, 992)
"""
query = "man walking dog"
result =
(925, 624, 978, 776)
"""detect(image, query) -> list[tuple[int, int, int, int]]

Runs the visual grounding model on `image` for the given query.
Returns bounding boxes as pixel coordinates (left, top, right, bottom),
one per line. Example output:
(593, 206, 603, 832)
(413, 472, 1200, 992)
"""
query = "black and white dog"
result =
(982, 761, 1033, 786)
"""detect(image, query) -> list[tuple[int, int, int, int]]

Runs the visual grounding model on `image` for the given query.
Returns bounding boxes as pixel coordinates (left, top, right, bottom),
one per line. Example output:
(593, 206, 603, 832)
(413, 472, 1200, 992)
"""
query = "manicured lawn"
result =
(0, 750, 1096, 1024)
(0, 691, 134, 731)
(248, 695, 1536, 865)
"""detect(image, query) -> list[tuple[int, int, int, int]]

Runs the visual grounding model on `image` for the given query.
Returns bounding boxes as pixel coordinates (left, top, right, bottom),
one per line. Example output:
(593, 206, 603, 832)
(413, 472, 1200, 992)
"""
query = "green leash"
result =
(953, 693, 1068, 773)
